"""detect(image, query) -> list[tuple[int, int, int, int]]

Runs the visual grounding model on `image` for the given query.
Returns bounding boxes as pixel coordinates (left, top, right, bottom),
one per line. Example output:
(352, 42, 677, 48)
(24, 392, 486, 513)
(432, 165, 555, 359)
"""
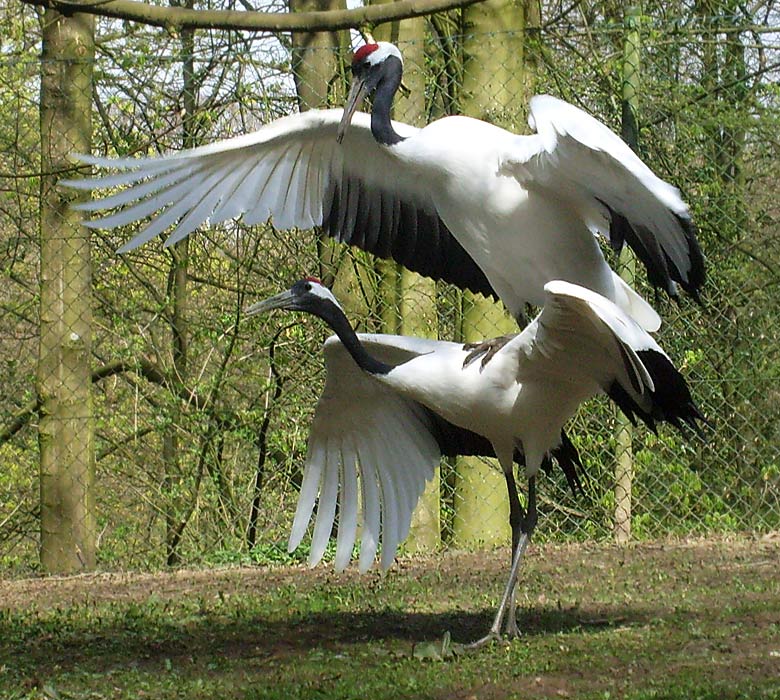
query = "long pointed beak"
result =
(245, 289, 296, 317)
(337, 77, 370, 144)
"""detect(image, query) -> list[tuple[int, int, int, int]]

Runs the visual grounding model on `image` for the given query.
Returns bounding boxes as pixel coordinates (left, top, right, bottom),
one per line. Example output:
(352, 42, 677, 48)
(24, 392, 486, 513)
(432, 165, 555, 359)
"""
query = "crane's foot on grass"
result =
(464, 630, 505, 650)
(413, 623, 520, 658)
(462, 335, 514, 369)
(463, 606, 521, 651)
(463, 623, 520, 651)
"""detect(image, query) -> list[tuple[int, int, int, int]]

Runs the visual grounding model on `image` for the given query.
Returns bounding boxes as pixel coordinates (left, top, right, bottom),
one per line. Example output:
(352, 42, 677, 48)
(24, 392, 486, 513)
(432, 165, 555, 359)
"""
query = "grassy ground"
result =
(1, 535, 779, 699)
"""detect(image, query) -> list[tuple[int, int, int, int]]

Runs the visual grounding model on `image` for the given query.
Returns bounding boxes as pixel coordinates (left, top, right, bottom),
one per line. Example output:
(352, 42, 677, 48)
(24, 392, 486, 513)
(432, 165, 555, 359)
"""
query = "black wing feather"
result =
(322, 171, 497, 300)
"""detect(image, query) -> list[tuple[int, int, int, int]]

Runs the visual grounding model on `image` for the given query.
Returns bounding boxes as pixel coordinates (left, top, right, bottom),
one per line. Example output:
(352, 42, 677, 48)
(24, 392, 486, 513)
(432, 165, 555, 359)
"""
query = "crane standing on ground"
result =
(247, 277, 703, 646)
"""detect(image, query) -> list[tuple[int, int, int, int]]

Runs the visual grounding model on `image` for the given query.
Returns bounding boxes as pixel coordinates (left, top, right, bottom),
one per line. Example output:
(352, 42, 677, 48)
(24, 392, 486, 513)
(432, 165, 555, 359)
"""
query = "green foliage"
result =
(1, 3, 779, 571)
(202, 538, 364, 568)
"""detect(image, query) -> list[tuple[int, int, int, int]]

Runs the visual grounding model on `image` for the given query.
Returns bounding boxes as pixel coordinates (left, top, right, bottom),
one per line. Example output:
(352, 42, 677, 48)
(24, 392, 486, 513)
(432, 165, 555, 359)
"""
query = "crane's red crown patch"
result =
(304, 276, 322, 284)
(353, 44, 379, 64)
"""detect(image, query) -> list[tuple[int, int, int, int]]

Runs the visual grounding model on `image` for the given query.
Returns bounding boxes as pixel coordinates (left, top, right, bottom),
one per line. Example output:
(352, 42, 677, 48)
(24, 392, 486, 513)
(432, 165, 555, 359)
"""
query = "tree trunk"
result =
(38, 8, 96, 573)
(459, 0, 528, 127)
(163, 12, 195, 567)
(714, 0, 748, 232)
(163, 233, 189, 565)
(452, 297, 514, 548)
(401, 265, 442, 553)
(452, 0, 527, 550)
(290, 0, 345, 110)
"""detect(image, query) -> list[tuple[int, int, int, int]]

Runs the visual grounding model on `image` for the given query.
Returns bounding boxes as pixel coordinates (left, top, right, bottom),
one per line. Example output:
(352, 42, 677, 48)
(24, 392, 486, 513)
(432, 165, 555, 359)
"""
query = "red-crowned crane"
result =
(247, 277, 703, 646)
(63, 42, 704, 337)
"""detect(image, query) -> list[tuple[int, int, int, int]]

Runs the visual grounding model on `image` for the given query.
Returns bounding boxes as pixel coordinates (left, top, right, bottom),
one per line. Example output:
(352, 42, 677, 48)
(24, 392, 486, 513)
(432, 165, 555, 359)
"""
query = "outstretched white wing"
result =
(65, 111, 414, 246)
(291, 333, 448, 573)
(63, 110, 495, 298)
(503, 95, 704, 299)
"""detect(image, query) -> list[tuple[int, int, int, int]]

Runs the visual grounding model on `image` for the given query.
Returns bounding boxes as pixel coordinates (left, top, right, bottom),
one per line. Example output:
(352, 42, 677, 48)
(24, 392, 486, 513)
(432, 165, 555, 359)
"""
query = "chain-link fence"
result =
(1, 3, 779, 573)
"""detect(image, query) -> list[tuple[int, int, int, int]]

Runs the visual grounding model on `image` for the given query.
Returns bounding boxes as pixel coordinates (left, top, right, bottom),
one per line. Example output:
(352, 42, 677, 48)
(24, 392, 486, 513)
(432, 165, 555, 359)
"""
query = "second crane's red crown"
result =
(352, 44, 379, 64)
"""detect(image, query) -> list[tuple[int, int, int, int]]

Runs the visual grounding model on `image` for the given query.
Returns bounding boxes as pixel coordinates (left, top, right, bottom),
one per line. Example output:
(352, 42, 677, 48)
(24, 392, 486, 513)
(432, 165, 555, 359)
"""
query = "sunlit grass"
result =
(1, 536, 778, 700)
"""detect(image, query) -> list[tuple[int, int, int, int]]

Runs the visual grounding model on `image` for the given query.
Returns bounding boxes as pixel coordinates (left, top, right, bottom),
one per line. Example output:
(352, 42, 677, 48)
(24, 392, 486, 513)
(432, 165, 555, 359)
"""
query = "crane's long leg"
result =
(502, 467, 524, 637)
(467, 471, 536, 648)
(505, 476, 537, 637)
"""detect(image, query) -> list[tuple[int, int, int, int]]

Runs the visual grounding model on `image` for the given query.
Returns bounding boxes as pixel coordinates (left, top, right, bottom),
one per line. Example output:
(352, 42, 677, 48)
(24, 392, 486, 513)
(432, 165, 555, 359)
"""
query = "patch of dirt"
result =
(1, 532, 777, 613)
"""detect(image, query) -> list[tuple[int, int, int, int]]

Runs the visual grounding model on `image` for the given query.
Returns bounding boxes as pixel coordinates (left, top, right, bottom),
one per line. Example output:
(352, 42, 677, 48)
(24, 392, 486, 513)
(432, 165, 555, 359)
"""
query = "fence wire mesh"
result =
(1, 3, 779, 573)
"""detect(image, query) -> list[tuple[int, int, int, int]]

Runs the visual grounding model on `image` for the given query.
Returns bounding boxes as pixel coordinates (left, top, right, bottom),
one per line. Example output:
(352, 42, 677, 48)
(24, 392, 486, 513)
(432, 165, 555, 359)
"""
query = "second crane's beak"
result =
(245, 289, 296, 317)
(337, 77, 370, 144)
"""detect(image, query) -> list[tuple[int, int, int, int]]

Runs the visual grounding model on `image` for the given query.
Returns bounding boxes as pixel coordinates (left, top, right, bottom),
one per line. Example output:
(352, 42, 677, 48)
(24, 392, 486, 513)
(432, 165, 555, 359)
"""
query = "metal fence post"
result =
(614, 3, 640, 544)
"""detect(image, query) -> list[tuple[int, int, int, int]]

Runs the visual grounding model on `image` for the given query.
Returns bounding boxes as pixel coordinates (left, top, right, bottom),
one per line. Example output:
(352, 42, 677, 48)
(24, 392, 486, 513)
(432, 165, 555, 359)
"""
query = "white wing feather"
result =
(334, 434, 359, 572)
(289, 439, 325, 551)
(357, 433, 382, 572)
(309, 438, 340, 567)
(62, 110, 421, 253)
(293, 334, 442, 572)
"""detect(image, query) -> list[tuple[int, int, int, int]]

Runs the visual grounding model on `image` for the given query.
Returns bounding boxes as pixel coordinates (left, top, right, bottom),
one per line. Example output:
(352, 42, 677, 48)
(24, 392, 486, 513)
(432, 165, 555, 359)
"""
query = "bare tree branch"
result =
(0, 399, 41, 444)
(20, 0, 488, 32)
(2, 356, 193, 444)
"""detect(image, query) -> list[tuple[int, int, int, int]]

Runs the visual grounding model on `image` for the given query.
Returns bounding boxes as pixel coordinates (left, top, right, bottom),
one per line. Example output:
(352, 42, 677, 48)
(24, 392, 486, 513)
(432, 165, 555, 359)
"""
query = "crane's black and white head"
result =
(247, 277, 394, 376)
(337, 42, 404, 144)
(246, 277, 343, 321)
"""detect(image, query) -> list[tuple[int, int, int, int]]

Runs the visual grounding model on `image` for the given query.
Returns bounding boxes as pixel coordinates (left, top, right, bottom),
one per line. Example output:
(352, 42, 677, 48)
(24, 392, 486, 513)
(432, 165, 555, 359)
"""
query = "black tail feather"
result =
(539, 429, 586, 497)
(607, 349, 705, 435)
(599, 199, 705, 303)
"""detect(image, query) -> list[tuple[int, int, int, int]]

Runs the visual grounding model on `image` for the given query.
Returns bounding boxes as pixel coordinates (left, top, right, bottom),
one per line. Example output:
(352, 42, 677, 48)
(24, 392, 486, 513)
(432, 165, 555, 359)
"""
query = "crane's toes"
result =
(463, 630, 507, 651)
(461, 341, 487, 368)
(462, 335, 514, 370)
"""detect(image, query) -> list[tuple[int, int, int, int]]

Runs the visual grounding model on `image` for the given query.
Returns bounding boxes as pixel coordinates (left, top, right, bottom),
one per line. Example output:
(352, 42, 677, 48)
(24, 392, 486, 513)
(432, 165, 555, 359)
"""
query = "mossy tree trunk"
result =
(452, 0, 527, 549)
(38, 8, 96, 573)
(291, 0, 346, 111)
(452, 297, 515, 548)
(697, 0, 748, 234)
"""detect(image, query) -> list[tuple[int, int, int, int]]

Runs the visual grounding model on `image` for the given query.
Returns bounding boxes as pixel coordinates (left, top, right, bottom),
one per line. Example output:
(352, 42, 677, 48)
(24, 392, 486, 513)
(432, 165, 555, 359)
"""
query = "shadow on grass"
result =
(2, 603, 659, 676)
